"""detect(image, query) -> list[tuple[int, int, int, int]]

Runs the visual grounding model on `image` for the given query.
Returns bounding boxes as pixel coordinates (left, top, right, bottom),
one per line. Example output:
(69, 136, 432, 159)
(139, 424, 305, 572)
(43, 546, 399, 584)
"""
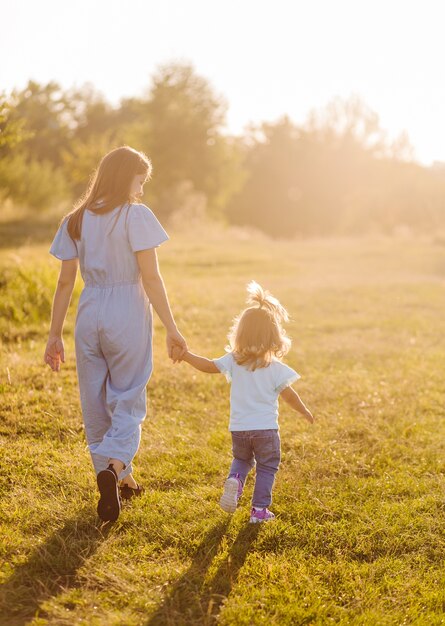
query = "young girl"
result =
(177, 281, 314, 523)
(44, 146, 187, 523)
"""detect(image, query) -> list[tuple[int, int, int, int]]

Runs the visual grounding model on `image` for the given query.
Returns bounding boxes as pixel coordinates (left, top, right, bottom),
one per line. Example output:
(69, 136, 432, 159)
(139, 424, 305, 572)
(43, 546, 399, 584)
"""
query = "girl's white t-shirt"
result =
(213, 353, 300, 431)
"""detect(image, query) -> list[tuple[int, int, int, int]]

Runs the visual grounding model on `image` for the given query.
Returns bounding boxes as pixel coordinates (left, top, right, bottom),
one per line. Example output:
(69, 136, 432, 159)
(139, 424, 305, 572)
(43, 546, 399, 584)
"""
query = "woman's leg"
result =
(76, 300, 133, 481)
(92, 294, 153, 472)
(120, 472, 139, 488)
(76, 351, 133, 481)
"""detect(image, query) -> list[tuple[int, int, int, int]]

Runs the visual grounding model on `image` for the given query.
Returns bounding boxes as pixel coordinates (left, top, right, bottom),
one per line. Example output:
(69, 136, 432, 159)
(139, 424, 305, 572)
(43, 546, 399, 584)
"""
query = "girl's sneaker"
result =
(219, 474, 243, 513)
(249, 507, 275, 523)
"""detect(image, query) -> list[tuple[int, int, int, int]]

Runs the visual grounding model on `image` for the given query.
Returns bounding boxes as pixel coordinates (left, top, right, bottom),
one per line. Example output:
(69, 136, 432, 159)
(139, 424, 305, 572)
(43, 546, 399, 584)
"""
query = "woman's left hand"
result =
(166, 329, 187, 363)
(44, 336, 65, 372)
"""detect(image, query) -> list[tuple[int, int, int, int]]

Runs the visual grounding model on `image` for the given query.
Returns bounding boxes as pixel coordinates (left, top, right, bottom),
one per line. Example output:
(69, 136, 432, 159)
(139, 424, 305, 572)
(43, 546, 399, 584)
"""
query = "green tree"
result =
(0, 93, 28, 151)
(305, 94, 387, 156)
(226, 117, 311, 236)
(227, 97, 421, 237)
(141, 62, 243, 217)
(5, 80, 75, 165)
(0, 89, 69, 209)
(61, 85, 124, 197)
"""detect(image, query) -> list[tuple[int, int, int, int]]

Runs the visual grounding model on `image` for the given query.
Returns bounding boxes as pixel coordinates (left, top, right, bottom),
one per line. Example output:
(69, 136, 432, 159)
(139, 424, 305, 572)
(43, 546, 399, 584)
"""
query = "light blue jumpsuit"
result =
(50, 203, 168, 480)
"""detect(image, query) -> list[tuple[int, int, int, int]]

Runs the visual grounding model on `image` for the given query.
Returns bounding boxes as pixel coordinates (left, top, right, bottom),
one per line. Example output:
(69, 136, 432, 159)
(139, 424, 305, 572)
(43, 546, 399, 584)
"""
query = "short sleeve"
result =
(273, 361, 300, 393)
(49, 219, 78, 260)
(127, 204, 169, 252)
(213, 353, 234, 382)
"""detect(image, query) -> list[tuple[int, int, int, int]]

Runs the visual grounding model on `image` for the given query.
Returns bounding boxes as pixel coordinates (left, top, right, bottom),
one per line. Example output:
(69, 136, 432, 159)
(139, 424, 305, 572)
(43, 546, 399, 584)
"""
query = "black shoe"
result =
(120, 483, 145, 501)
(97, 464, 121, 522)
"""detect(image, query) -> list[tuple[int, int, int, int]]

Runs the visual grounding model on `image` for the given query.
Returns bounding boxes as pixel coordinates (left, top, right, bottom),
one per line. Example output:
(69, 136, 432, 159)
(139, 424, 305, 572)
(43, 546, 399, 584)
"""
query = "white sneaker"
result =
(219, 476, 243, 513)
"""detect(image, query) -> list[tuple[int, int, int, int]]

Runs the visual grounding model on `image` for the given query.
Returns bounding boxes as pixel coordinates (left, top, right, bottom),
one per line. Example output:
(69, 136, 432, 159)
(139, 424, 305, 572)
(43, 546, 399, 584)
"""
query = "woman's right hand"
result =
(44, 336, 65, 372)
(166, 328, 187, 363)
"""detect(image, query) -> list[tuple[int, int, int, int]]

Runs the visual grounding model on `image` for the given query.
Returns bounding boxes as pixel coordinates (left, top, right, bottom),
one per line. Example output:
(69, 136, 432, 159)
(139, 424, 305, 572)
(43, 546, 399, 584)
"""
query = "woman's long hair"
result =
(228, 281, 291, 370)
(65, 146, 152, 240)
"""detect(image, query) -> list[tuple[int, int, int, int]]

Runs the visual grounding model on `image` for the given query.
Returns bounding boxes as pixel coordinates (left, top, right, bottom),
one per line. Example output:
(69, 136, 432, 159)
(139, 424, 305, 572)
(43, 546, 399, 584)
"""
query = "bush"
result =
(0, 154, 69, 210)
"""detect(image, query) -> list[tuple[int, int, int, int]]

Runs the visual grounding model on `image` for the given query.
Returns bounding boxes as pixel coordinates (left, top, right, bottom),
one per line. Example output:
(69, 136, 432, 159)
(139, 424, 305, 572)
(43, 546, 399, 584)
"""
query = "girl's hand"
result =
(166, 329, 187, 363)
(171, 344, 186, 363)
(44, 336, 65, 372)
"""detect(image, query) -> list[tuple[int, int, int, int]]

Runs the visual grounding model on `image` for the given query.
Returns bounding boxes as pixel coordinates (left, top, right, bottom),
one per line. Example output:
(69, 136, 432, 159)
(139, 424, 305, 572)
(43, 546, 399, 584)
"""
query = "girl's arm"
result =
(44, 258, 78, 371)
(280, 385, 315, 423)
(181, 351, 220, 374)
(136, 248, 187, 360)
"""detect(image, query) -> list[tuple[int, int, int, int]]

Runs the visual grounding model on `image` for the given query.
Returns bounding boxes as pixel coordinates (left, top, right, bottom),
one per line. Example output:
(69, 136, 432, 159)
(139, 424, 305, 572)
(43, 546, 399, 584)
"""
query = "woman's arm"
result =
(44, 258, 78, 371)
(280, 386, 315, 423)
(181, 350, 220, 373)
(136, 248, 187, 359)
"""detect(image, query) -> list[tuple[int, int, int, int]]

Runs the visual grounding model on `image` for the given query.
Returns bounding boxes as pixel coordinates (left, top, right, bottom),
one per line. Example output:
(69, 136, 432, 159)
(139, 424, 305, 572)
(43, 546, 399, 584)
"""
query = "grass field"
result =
(1, 222, 445, 625)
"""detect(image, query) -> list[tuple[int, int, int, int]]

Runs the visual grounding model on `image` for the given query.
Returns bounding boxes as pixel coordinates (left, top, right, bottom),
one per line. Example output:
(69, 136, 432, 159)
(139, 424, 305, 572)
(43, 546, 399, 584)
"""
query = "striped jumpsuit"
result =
(50, 203, 168, 480)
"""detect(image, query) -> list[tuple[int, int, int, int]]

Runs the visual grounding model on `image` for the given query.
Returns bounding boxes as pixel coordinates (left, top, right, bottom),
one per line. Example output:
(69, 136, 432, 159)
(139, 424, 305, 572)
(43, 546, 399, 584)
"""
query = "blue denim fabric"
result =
(229, 429, 281, 508)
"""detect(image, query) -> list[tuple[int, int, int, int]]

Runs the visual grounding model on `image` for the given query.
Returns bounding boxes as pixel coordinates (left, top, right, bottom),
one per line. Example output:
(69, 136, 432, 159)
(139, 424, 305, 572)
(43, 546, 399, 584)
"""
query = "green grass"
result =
(1, 226, 445, 625)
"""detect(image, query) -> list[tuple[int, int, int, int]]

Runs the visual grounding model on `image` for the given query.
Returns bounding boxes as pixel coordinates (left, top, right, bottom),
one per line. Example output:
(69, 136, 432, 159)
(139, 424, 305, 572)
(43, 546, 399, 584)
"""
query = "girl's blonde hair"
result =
(228, 281, 291, 370)
(65, 146, 152, 240)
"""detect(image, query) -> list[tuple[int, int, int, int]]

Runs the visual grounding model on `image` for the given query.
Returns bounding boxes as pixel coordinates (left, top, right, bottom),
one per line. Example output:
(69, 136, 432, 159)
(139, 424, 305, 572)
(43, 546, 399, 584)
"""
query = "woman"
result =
(44, 146, 186, 522)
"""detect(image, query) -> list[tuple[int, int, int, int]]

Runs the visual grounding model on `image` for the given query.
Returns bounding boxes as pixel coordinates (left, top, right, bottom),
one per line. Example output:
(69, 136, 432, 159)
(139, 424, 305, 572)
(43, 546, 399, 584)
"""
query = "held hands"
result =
(166, 329, 187, 364)
(44, 336, 65, 372)
(170, 344, 186, 363)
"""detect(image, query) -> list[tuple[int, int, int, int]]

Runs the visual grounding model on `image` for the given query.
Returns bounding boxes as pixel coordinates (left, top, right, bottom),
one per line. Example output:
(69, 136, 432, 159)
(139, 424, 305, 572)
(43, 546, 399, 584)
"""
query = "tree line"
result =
(1, 62, 444, 237)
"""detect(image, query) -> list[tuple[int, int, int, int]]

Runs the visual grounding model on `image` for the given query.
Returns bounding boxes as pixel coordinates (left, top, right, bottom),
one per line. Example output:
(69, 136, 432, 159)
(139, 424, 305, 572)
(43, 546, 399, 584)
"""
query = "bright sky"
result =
(2, 0, 444, 165)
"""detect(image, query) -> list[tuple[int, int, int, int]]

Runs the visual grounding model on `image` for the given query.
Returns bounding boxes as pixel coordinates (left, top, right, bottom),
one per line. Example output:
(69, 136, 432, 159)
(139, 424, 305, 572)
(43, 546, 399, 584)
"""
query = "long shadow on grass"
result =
(0, 511, 105, 626)
(146, 521, 260, 626)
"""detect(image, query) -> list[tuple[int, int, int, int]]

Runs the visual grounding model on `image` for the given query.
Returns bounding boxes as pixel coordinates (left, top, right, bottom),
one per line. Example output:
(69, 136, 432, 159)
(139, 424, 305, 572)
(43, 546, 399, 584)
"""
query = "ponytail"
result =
(228, 281, 291, 370)
(246, 280, 289, 323)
